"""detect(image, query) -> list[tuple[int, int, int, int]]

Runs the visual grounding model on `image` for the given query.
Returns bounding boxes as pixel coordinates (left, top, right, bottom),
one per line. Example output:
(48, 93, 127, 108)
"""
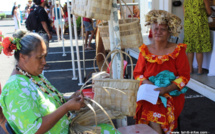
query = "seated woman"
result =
(0, 30, 85, 134)
(134, 10, 190, 134)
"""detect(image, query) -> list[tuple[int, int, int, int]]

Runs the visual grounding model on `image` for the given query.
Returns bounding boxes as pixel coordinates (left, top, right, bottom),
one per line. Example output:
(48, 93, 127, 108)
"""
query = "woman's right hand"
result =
(65, 93, 84, 111)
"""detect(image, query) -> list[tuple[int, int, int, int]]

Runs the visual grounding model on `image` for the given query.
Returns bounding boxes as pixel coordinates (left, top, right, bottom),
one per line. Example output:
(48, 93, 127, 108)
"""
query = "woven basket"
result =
(93, 50, 139, 116)
(98, 19, 143, 50)
(71, 0, 113, 20)
(98, 0, 143, 50)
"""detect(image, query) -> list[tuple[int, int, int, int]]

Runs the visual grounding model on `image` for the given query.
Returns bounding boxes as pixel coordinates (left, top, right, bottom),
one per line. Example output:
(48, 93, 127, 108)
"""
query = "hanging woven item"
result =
(98, 0, 143, 50)
(71, 0, 113, 20)
(93, 50, 139, 116)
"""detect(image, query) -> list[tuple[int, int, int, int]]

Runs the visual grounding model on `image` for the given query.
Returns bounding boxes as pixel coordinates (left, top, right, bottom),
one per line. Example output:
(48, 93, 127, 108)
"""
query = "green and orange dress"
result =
(133, 43, 190, 133)
(184, 0, 211, 52)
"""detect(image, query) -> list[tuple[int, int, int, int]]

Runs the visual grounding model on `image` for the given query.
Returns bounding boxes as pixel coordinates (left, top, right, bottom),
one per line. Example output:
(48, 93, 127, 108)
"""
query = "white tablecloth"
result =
(193, 30, 215, 76)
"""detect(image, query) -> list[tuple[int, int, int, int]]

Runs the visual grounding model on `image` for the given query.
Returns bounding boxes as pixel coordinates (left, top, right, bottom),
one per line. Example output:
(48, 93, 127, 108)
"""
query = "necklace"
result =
(16, 65, 73, 120)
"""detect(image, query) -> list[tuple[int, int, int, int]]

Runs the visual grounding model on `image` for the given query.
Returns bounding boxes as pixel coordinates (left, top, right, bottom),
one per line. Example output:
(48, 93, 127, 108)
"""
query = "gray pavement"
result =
(0, 20, 215, 134)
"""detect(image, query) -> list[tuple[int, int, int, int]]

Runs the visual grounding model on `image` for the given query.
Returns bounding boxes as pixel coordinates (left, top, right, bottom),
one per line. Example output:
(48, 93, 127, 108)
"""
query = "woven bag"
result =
(98, 0, 143, 50)
(93, 50, 139, 116)
(71, 0, 113, 20)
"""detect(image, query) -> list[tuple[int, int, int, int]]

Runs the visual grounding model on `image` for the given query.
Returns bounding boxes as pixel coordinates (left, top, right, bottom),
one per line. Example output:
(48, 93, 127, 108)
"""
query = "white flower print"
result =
(34, 112, 41, 117)
(11, 114, 16, 120)
(21, 88, 30, 96)
(23, 122, 39, 134)
(31, 92, 37, 100)
(18, 98, 31, 112)
(36, 122, 41, 129)
(19, 92, 28, 98)
(19, 77, 26, 82)
(19, 119, 23, 129)
(9, 100, 14, 110)
(11, 109, 18, 113)
(41, 104, 48, 109)
(20, 82, 29, 87)
(180, 82, 185, 87)
(158, 56, 162, 59)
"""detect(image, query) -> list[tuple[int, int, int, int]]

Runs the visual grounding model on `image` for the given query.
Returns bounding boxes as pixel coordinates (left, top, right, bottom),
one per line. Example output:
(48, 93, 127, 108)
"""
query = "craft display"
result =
(98, 1, 143, 50)
(71, 0, 113, 20)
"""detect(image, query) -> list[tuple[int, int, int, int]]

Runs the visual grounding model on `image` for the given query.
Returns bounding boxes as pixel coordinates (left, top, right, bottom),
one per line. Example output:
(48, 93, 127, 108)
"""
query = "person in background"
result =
(24, 4, 30, 19)
(28, 0, 33, 7)
(25, 0, 33, 19)
(83, 17, 95, 50)
(134, 10, 190, 134)
(45, 5, 52, 20)
(18, 4, 23, 24)
(52, 1, 65, 41)
(12, 5, 21, 31)
(63, 3, 70, 34)
(184, 0, 212, 74)
(33, 0, 52, 70)
(0, 30, 84, 133)
(48, 0, 54, 21)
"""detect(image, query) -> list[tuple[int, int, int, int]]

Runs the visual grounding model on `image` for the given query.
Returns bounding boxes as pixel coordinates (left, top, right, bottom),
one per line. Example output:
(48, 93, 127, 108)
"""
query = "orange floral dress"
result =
(134, 43, 190, 133)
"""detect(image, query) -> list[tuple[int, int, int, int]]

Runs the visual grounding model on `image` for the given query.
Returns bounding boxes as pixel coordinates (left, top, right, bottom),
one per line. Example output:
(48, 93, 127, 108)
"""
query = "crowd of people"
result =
(1, 0, 213, 133)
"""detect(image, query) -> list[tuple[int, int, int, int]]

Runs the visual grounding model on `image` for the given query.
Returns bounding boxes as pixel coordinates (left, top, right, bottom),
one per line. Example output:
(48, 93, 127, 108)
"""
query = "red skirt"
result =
(135, 94, 185, 133)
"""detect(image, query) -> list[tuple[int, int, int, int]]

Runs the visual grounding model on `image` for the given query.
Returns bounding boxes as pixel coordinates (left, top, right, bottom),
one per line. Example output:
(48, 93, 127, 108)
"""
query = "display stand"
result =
(66, 0, 77, 80)
(109, 0, 127, 128)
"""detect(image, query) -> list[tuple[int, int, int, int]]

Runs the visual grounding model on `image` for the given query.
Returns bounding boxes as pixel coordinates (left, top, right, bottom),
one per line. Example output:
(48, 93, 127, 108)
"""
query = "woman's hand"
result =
(154, 83, 179, 96)
(66, 91, 85, 111)
(69, 90, 84, 100)
(154, 87, 169, 96)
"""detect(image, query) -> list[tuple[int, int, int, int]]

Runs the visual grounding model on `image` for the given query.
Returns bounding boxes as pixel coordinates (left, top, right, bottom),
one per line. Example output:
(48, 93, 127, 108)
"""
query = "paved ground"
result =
(0, 20, 215, 134)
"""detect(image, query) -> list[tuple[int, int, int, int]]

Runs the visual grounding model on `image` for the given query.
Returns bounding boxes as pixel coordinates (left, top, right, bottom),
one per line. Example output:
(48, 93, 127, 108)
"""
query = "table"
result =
(193, 30, 215, 76)
(118, 124, 158, 134)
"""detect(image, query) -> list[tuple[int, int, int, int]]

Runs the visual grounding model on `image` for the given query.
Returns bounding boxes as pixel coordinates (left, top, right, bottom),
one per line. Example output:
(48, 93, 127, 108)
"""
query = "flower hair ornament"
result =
(145, 10, 182, 37)
(0, 35, 21, 56)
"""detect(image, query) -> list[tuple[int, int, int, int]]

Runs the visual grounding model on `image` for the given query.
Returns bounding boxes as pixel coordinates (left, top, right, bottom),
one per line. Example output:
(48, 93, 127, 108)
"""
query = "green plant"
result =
(0, 13, 6, 19)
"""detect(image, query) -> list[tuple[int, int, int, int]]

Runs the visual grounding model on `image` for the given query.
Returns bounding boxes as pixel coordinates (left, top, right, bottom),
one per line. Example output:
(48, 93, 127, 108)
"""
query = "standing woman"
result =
(52, 1, 65, 40)
(12, 5, 21, 31)
(184, 0, 212, 74)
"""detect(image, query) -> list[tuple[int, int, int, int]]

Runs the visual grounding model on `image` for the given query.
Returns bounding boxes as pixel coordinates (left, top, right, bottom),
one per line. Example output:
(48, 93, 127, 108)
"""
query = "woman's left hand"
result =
(69, 90, 85, 107)
(154, 87, 169, 96)
(69, 90, 84, 100)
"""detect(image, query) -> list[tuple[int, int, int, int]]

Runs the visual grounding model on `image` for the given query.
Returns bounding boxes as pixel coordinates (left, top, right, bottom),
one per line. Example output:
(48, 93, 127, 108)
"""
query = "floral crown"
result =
(145, 10, 182, 37)
(0, 35, 21, 56)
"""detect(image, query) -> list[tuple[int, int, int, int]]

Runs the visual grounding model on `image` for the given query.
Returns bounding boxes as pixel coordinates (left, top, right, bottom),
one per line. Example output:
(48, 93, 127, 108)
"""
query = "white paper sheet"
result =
(137, 84, 160, 105)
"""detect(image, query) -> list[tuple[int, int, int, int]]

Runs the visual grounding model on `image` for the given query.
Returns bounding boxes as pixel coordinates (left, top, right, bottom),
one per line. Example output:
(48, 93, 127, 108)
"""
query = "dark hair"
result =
(34, 0, 42, 5)
(13, 30, 43, 61)
(11, 6, 16, 16)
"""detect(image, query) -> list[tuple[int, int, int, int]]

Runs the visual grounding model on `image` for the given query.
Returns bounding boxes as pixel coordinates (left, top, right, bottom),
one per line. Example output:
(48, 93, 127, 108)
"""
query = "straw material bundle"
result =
(93, 50, 139, 116)
(98, 19, 143, 50)
(71, 0, 113, 20)
(70, 104, 122, 134)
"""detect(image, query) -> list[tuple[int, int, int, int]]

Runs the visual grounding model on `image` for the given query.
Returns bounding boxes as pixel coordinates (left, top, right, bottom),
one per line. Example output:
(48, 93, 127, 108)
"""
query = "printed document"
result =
(137, 84, 160, 105)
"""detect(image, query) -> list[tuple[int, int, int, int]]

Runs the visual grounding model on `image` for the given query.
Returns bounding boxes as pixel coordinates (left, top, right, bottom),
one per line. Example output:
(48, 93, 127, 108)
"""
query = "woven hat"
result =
(28, 0, 32, 1)
(145, 10, 182, 37)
